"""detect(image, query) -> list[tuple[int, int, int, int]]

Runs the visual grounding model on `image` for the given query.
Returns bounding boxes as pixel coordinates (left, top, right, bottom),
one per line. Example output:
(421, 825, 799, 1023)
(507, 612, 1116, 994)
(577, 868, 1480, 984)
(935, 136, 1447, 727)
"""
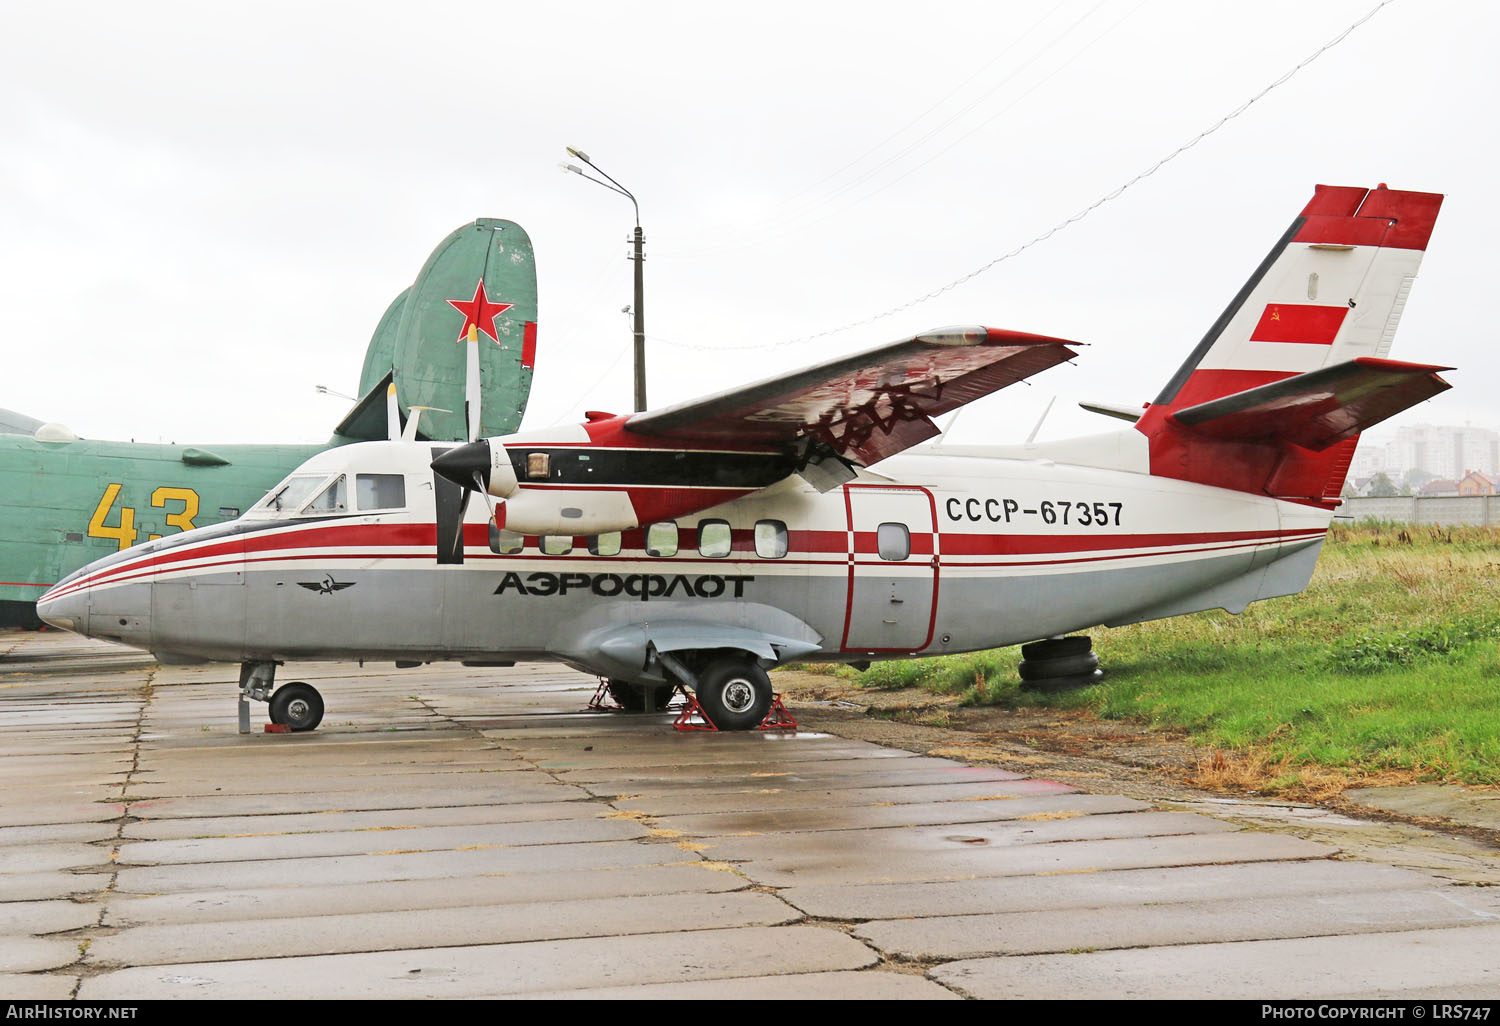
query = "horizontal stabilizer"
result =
(333, 370, 398, 442)
(1079, 400, 1143, 424)
(1169, 357, 1452, 452)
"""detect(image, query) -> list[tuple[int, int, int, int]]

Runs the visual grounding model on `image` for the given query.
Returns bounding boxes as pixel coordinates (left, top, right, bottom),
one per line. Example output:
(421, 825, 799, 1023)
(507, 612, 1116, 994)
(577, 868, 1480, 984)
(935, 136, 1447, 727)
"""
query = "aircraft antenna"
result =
(1025, 395, 1058, 445)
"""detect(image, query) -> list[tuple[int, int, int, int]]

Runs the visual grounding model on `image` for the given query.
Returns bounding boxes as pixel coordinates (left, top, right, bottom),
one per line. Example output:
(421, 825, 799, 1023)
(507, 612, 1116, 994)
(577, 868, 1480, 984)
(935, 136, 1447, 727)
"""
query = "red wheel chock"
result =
(673, 693, 798, 733)
(587, 679, 617, 711)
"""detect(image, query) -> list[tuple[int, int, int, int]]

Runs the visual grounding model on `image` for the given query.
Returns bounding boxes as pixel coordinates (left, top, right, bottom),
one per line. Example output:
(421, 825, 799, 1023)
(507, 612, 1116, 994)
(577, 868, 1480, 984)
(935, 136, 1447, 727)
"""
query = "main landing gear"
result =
(693, 658, 774, 731)
(238, 661, 325, 734)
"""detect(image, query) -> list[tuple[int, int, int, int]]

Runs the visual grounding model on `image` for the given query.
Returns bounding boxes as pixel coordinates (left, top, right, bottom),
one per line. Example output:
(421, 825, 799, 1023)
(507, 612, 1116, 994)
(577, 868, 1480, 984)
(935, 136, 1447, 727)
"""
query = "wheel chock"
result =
(673, 694, 798, 733)
(673, 693, 718, 732)
(587, 679, 619, 711)
(264, 723, 292, 734)
(760, 695, 798, 731)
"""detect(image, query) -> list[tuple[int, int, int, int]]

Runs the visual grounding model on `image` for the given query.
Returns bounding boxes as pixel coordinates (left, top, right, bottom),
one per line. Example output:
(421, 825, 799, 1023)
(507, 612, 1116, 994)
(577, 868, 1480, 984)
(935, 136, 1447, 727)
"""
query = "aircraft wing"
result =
(625, 326, 1077, 465)
(1169, 357, 1453, 451)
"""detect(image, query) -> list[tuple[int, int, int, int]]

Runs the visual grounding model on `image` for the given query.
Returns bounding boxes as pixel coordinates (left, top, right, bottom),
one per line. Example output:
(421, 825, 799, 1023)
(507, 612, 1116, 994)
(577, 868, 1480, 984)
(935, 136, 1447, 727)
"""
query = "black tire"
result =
(1020, 635, 1092, 661)
(269, 682, 324, 732)
(606, 680, 671, 712)
(1020, 668, 1104, 693)
(694, 658, 773, 731)
(1018, 651, 1100, 681)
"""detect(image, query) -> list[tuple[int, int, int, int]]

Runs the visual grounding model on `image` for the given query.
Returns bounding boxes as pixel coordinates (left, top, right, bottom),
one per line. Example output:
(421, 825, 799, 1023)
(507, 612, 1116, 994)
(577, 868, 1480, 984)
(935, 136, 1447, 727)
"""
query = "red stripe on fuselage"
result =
(62, 519, 1326, 598)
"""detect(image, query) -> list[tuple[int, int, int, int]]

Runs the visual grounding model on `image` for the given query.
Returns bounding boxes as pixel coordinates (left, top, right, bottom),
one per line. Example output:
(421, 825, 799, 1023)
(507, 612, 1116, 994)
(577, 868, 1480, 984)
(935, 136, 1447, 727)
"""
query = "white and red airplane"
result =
(38, 184, 1450, 733)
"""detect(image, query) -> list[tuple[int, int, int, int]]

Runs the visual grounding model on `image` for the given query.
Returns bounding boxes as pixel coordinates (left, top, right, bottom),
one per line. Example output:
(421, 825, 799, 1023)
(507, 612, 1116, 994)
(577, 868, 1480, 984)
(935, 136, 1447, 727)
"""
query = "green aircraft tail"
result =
(338, 219, 538, 443)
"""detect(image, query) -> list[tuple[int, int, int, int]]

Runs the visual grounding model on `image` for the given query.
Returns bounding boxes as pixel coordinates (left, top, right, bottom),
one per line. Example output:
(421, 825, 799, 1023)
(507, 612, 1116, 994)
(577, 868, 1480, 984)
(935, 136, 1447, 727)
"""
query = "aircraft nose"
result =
(36, 581, 88, 636)
(431, 440, 492, 490)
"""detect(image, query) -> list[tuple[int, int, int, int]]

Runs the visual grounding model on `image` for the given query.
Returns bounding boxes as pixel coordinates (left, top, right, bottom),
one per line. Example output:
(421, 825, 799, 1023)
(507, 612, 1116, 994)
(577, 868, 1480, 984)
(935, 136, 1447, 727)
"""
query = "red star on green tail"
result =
(445, 279, 514, 342)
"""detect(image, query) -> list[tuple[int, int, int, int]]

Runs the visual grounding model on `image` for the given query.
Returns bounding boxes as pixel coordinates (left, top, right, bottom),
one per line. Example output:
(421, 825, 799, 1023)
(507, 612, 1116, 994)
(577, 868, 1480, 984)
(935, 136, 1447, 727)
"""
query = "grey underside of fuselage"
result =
(89, 536, 1325, 679)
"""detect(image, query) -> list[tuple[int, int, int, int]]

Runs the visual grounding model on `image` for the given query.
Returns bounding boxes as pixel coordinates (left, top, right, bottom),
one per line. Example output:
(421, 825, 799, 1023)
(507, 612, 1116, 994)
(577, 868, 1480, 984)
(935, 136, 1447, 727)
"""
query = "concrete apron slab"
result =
(696, 811, 1232, 862)
(78, 925, 878, 1000)
(0, 972, 79, 1000)
(931, 924, 1500, 999)
(121, 782, 589, 819)
(121, 800, 605, 841)
(651, 793, 1149, 836)
(111, 838, 704, 894)
(1346, 784, 1500, 832)
(606, 778, 1075, 812)
(88, 891, 797, 966)
(103, 864, 747, 927)
(779, 859, 1438, 920)
(117, 815, 651, 865)
(521, 970, 960, 1001)
(0, 899, 101, 935)
(733, 832, 1338, 888)
(856, 886, 1500, 959)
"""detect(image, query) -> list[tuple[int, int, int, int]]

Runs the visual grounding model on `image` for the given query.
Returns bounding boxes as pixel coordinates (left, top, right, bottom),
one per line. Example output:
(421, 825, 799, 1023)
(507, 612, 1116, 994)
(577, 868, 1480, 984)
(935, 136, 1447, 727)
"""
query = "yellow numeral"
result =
(150, 487, 199, 540)
(88, 484, 138, 551)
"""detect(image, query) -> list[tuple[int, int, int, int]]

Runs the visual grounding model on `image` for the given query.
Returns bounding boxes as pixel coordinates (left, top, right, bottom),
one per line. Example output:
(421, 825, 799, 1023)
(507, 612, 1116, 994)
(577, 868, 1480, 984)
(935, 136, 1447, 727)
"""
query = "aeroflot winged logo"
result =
(445, 279, 513, 343)
(297, 575, 357, 596)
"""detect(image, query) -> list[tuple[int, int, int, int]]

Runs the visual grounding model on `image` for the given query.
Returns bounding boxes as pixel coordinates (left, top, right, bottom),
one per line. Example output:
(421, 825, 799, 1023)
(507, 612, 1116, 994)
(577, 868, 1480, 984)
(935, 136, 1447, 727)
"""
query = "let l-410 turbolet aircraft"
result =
(39, 184, 1452, 733)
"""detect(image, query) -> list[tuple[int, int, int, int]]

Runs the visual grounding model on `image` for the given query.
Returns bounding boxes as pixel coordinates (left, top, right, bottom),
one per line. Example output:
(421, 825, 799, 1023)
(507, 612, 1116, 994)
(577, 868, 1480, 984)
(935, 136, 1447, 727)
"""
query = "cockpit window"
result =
(356, 474, 405, 511)
(262, 475, 325, 513)
(303, 475, 348, 515)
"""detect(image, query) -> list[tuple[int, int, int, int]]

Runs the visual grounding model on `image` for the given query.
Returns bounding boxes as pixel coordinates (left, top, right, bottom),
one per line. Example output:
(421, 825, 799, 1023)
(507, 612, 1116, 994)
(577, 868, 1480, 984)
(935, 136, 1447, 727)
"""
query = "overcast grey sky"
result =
(1, 0, 1493, 447)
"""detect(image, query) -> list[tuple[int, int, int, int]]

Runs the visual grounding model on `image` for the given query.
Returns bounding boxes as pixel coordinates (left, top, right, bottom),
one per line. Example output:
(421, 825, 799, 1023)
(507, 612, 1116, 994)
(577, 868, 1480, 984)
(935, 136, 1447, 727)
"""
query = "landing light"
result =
(915, 326, 988, 346)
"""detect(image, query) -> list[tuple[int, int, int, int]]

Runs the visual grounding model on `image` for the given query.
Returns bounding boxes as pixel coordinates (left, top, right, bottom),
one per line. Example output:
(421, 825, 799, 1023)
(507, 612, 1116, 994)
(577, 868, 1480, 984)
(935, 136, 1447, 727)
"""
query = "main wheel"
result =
(606, 680, 672, 712)
(694, 658, 773, 731)
(269, 682, 324, 732)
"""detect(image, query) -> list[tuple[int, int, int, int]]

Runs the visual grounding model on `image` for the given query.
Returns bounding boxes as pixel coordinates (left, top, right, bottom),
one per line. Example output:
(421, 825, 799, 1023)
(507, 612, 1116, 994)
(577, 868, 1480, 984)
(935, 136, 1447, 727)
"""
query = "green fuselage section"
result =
(0, 433, 328, 627)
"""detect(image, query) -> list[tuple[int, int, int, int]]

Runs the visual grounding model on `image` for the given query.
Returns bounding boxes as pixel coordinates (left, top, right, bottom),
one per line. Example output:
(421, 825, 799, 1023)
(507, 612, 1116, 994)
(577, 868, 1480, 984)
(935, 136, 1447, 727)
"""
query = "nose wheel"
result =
(268, 682, 325, 732)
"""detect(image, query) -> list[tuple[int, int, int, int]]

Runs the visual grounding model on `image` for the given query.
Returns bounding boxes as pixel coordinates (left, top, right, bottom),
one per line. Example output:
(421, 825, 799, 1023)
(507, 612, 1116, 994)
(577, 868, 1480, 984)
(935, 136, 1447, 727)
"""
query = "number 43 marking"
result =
(87, 484, 200, 551)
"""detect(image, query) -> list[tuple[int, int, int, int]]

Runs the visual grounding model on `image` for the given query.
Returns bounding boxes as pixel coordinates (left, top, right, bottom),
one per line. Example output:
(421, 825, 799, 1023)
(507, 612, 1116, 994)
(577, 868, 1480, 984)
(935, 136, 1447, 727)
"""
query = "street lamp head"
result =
(565, 146, 591, 163)
(559, 163, 585, 175)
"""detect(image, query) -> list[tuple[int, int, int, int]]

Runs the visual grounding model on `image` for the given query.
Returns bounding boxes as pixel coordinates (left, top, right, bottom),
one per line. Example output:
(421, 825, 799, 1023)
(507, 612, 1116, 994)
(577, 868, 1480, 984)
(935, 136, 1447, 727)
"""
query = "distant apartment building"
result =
(1351, 424, 1500, 484)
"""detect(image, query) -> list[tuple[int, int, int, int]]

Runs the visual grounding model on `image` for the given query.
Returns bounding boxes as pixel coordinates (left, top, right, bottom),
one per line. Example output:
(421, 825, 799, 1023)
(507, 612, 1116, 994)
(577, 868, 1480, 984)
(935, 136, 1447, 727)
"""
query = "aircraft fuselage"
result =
(37, 437, 1332, 682)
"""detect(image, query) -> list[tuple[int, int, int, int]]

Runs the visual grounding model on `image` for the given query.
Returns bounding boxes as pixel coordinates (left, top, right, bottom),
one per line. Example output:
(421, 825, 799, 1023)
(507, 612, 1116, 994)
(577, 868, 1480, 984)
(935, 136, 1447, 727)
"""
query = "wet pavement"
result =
(1, 629, 1497, 999)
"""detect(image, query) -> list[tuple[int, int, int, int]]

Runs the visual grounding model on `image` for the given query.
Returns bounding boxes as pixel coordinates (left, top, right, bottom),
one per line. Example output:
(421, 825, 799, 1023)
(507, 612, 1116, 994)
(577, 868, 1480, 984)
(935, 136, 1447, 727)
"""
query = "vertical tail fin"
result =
(1136, 184, 1447, 506)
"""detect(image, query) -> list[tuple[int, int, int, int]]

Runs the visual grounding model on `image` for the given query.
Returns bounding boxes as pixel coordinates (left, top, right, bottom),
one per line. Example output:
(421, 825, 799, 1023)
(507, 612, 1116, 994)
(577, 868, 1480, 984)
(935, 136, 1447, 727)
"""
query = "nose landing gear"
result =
(237, 661, 325, 733)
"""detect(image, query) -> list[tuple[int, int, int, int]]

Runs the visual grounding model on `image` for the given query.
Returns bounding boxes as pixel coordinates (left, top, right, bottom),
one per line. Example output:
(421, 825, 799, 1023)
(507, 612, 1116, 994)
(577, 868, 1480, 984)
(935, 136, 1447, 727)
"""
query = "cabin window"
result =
(356, 473, 406, 511)
(304, 475, 348, 515)
(646, 522, 678, 557)
(541, 535, 573, 555)
(755, 520, 788, 559)
(877, 522, 910, 561)
(490, 526, 524, 554)
(589, 532, 622, 556)
(698, 519, 732, 558)
(263, 475, 324, 513)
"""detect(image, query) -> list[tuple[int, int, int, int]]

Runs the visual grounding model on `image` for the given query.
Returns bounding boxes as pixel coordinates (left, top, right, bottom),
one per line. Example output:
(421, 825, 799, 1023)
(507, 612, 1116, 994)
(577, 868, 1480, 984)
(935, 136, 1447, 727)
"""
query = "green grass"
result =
(829, 522, 1500, 790)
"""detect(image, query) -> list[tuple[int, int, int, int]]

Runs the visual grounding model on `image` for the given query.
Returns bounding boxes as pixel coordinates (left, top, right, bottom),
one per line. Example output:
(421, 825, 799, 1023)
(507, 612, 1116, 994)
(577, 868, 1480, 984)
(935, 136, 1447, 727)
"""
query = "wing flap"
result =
(627, 326, 1076, 463)
(1169, 357, 1452, 452)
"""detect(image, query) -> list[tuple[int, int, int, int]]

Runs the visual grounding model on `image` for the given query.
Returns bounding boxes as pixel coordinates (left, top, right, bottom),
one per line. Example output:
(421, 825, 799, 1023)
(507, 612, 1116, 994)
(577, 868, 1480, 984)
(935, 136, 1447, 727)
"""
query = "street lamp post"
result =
(562, 148, 647, 412)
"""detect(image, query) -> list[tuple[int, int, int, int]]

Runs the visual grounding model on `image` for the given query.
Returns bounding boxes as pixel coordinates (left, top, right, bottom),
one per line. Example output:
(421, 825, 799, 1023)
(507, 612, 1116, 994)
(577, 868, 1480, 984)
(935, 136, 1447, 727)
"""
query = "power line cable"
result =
(656, 0, 1396, 353)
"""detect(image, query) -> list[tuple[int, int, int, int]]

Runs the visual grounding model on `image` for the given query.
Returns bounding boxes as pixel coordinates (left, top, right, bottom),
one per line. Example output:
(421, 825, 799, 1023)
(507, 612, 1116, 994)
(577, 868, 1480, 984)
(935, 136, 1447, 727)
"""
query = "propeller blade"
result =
(386, 383, 401, 441)
(432, 444, 476, 565)
(465, 323, 481, 442)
